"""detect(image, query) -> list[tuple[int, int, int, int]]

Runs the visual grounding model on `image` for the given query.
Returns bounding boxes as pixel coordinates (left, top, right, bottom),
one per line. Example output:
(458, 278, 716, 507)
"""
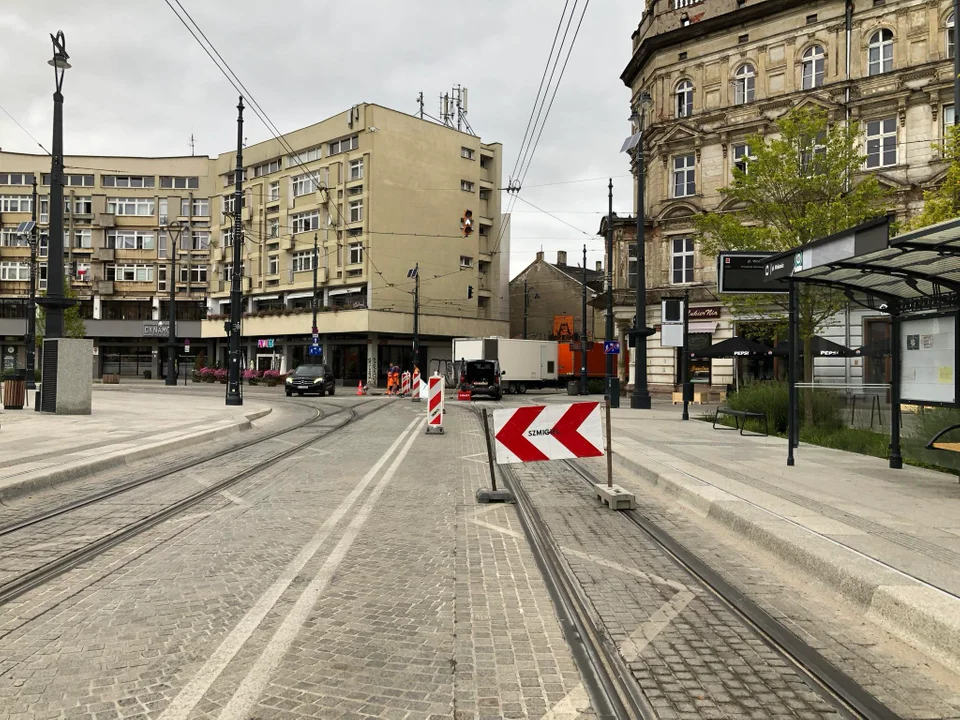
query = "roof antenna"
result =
(189, 132, 195, 157)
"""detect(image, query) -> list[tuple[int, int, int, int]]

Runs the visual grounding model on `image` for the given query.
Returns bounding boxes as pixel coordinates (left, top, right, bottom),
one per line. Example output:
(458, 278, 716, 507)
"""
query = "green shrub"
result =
(725, 381, 842, 434)
(586, 378, 605, 394)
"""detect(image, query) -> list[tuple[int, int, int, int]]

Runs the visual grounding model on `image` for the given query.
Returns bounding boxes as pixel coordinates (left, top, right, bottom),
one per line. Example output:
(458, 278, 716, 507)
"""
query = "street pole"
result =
(39, 31, 74, 341)
(630, 118, 652, 410)
(225, 96, 244, 406)
(413, 265, 420, 371)
(522, 278, 528, 340)
(681, 289, 689, 421)
(312, 231, 319, 337)
(955, 0, 960, 124)
(605, 179, 619, 408)
(165, 223, 181, 386)
(580, 243, 588, 395)
(25, 179, 38, 390)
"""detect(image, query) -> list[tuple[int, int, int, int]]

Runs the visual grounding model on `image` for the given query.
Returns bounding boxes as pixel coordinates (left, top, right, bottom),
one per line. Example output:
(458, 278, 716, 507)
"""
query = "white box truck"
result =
(452, 337, 558, 395)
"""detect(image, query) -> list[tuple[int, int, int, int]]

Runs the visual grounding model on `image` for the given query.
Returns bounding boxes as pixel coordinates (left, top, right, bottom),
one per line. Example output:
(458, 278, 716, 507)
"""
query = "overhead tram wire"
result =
(0, 103, 51, 155)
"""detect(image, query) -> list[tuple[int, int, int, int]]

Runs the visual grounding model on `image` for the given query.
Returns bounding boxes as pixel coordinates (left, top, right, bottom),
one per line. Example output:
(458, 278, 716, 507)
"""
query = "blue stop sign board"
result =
(604, 341, 620, 355)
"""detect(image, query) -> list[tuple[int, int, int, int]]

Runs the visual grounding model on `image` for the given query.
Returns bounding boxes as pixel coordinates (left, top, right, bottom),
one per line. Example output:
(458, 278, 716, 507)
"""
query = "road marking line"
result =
(219, 491, 251, 508)
(158, 417, 420, 720)
(562, 547, 691, 592)
(471, 518, 526, 540)
(216, 419, 424, 720)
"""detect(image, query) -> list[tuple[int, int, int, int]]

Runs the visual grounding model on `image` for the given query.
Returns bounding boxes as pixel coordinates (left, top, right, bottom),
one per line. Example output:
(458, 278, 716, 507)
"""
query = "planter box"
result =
(102, 374, 120, 385)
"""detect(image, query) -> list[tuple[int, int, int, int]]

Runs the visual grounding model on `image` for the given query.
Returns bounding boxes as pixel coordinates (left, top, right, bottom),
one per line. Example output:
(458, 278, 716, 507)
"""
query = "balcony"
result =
(93, 280, 114, 295)
(96, 213, 115, 228)
(92, 248, 115, 262)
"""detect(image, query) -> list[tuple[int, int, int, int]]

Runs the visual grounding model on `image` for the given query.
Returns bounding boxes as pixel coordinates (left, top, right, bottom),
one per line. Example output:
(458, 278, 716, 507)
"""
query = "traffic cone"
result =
(356, 380, 365, 396)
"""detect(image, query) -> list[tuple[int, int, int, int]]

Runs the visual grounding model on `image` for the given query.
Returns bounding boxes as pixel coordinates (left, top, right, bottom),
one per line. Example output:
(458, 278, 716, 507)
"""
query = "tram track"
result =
(0, 397, 388, 607)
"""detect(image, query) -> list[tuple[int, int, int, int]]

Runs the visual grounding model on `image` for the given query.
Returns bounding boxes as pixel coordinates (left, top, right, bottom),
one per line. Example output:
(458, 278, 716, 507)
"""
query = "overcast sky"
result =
(0, 1, 639, 278)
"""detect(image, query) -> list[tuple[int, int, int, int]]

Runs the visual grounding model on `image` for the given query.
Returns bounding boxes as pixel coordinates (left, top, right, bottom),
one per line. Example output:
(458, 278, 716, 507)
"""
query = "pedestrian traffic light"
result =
(461, 209, 474, 237)
(467, 285, 473, 299)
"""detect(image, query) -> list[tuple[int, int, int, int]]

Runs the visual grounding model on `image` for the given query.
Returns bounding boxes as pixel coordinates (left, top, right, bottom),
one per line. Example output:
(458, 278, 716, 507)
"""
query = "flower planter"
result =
(266, 380, 277, 387)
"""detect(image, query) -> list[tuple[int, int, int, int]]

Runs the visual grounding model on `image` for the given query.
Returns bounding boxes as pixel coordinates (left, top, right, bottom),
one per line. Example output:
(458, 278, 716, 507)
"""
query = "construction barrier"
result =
(426, 375, 444, 434)
(400, 371, 411, 397)
(411, 368, 421, 402)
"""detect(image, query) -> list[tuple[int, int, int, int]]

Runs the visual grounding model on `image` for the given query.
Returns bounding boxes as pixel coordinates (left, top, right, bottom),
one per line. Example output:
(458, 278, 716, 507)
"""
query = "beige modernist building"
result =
(0, 153, 215, 378)
(0, 103, 509, 385)
(619, 0, 959, 393)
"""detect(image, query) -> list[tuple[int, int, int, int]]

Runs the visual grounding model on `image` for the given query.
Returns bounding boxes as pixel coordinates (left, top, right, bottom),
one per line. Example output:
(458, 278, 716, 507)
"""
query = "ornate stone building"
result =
(619, 0, 959, 393)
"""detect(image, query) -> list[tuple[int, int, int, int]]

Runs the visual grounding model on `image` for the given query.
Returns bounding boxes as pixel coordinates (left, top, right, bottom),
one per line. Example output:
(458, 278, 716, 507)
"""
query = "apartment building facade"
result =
(619, 0, 958, 393)
(0, 155, 215, 378)
(0, 104, 509, 385)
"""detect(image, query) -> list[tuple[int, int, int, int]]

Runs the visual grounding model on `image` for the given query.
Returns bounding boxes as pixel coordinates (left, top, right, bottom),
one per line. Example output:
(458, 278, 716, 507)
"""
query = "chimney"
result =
(595, 261, 602, 273)
(557, 250, 567, 266)
(536, 251, 544, 262)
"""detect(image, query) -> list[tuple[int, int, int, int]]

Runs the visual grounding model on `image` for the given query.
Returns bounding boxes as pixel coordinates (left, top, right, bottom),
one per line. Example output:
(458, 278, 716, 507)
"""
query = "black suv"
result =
(459, 359, 504, 401)
(285, 364, 336, 397)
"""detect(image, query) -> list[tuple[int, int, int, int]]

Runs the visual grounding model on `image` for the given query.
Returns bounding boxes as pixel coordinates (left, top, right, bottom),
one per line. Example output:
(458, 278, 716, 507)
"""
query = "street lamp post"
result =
(25, 180, 38, 390)
(624, 92, 653, 410)
(605, 178, 618, 408)
(165, 222, 184, 386)
(225, 96, 244, 406)
(37, 31, 74, 341)
(580, 244, 588, 395)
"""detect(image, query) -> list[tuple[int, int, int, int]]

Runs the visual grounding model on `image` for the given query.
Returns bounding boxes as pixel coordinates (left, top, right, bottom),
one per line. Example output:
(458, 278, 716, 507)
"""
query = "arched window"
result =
(801, 45, 825, 89)
(734, 64, 755, 105)
(868, 29, 893, 76)
(675, 80, 693, 118)
(948, 13, 955, 60)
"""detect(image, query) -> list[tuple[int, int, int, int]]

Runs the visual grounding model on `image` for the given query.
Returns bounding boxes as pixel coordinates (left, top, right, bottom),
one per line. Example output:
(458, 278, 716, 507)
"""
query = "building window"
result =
(866, 117, 897, 168)
(179, 264, 209, 284)
(627, 244, 637, 289)
(868, 29, 894, 76)
(268, 255, 279, 276)
(69, 229, 93, 249)
(292, 173, 320, 198)
(460, 255, 473, 268)
(0, 195, 33, 213)
(41, 173, 93, 187)
(949, 13, 956, 60)
(944, 105, 955, 137)
(0, 227, 28, 247)
(222, 262, 245, 282)
(349, 159, 364, 180)
(733, 143, 753, 174)
(348, 242, 363, 265)
(672, 154, 696, 198)
(252, 159, 281, 178)
(287, 146, 322, 167)
(0, 173, 35, 186)
(106, 264, 155, 282)
(0, 262, 31, 281)
(268, 218, 280, 239)
(675, 79, 693, 118)
(328, 134, 359, 156)
(268, 180, 280, 202)
(159, 176, 199, 189)
(800, 132, 827, 175)
(68, 196, 93, 215)
(801, 45, 825, 89)
(187, 231, 210, 250)
(107, 230, 156, 250)
(224, 170, 247, 187)
(461, 147, 475, 160)
(734, 63, 755, 104)
(461, 180, 475, 193)
(671, 238, 695, 285)
(479, 188, 490, 201)
(349, 199, 363, 223)
(102, 175, 155, 188)
(223, 193, 247, 216)
(106, 197, 155, 216)
(291, 250, 316, 273)
(180, 198, 210, 216)
(290, 210, 320, 234)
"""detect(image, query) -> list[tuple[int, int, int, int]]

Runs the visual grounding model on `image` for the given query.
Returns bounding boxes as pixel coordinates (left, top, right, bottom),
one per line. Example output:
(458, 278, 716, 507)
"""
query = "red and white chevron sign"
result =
(493, 402, 604, 464)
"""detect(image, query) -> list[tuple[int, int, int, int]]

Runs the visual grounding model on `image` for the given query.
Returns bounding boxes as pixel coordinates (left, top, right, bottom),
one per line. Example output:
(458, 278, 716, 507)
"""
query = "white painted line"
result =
(562, 547, 691, 593)
(158, 417, 420, 720)
(217, 419, 424, 720)
(471, 518, 526, 540)
(220, 491, 251, 508)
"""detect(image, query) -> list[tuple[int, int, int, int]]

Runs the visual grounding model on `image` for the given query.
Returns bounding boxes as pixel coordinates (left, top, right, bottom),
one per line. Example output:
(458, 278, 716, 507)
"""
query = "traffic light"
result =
(461, 209, 474, 237)
(467, 285, 473, 299)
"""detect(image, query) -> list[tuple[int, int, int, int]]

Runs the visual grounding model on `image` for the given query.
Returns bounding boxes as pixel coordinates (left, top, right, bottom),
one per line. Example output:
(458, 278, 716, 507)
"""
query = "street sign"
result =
(493, 402, 604, 464)
(604, 341, 620, 355)
(312, 334, 319, 344)
(184, 339, 191, 352)
(718, 251, 788, 294)
(307, 344, 322, 357)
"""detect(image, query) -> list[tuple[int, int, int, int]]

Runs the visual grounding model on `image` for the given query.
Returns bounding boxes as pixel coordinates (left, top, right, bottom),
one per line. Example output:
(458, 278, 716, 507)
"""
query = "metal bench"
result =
(713, 407, 769, 437)
(925, 424, 960, 483)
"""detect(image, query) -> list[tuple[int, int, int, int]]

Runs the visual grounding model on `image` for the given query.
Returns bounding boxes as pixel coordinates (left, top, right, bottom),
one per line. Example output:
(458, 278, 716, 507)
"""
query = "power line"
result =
(512, 195, 592, 236)
(0, 102, 51, 155)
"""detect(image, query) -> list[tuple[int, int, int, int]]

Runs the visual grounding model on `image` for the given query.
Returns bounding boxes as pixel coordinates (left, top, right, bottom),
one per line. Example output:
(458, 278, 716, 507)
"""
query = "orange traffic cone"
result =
(356, 380, 365, 396)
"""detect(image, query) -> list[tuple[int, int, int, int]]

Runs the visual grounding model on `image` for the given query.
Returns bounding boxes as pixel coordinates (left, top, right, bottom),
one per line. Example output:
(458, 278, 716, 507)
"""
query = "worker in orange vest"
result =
(391, 365, 400, 396)
(386, 365, 395, 395)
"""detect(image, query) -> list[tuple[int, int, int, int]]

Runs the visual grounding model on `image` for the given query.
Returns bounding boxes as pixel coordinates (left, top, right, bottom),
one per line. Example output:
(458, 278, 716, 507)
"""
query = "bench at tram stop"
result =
(713, 406, 769, 437)
(925, 423, 960, 483)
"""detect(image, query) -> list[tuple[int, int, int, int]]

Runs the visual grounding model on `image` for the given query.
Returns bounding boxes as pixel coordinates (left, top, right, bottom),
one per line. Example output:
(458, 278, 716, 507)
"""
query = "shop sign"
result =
(258, 339, 277, 349)
(143, 322, 169, 337)
(688, 306, 721, 319)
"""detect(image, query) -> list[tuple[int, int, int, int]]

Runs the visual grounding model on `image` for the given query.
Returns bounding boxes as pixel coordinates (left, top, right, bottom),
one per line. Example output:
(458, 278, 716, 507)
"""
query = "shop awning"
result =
(253, 294, 280, 302)
(329, 287, 365, 297)
(286, 290, 316, 300)
(688, 321, 719, 334)
(696, 336, 772, 358)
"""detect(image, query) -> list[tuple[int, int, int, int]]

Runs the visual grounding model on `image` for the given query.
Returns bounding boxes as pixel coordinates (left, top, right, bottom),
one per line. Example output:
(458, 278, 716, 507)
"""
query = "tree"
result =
(695, 107, 890, 423)
(36, 281, 87, 345)
(900, 125, 960, 232)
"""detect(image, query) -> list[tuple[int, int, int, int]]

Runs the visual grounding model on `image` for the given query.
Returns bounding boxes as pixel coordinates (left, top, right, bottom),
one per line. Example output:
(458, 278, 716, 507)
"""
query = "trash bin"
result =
(567, 380, 580, 396)
(3, 369, 26, 410)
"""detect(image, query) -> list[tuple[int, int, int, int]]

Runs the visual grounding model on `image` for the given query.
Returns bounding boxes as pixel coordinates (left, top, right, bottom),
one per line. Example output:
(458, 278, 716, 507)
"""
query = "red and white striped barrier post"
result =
(400, 371, 411, 397)
(425, 375, 444, 434)
(411, 367, 421, 403)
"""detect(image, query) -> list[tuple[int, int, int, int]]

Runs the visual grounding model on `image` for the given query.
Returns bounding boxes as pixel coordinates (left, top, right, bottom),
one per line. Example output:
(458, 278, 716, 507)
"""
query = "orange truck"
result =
(557, 342, 630, 380)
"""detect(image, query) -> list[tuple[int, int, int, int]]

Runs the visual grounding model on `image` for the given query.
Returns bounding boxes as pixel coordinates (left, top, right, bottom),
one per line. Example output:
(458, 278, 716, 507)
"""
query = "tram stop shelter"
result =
(763, 215, 960, 469)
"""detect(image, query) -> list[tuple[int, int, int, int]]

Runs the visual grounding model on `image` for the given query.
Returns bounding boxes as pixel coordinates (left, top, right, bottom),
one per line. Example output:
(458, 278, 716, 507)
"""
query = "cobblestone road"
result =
(0, 398, 594, 720)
